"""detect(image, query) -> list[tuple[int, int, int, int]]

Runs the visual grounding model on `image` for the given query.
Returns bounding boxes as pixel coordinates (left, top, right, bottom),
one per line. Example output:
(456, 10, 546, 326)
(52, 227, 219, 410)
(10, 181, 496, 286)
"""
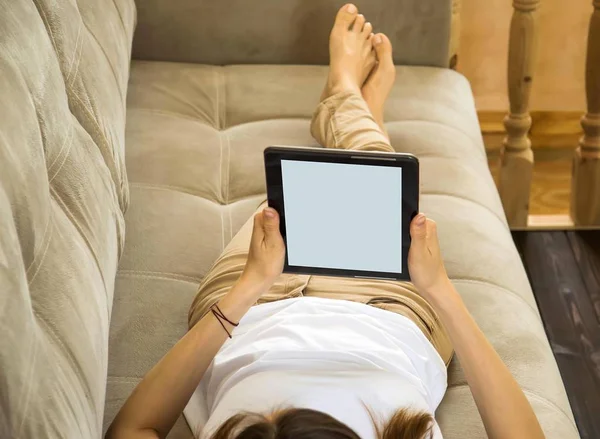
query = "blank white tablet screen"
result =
(281, 160, 402, 274)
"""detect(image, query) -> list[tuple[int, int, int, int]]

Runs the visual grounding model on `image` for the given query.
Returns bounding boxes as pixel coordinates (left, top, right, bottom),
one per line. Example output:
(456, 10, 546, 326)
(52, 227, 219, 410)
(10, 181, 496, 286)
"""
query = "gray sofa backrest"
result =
(132, 0, 454, 67)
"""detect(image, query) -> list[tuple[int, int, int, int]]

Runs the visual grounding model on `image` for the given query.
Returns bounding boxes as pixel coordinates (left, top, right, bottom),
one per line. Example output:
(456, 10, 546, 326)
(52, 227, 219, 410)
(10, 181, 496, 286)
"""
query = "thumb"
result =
(252, 211, 265, 242)
(410, 213, 428, 246)
(262, 207, 280, 239)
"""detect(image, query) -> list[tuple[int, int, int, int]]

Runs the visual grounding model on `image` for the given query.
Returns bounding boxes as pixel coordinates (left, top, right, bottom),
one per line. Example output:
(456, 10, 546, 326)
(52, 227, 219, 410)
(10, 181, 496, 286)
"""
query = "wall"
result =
(458, 0, 589, 112)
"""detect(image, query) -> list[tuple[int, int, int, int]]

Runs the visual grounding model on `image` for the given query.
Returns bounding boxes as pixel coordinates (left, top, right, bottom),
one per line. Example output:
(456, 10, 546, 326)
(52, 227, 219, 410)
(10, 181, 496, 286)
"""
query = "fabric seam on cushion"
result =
(223, 117, 319, 131)
(411, 151, 479, 160)
(49, 187, 111, 318)
(26, 212, 52, 283)
(445, 385, 578, 433)
(47, 142, 74, 184)
(127, 108, 318, 132)
(419, 158, 501, 205)
(130, 182, 211, 199)
(417, 155, 491, 179)
(127, 107, 217, 126)
(118, 269, 202, 283)
(32, 1, 59, 56)
(422, 192, 508, 229)
(220, 67, 227, 129)
(66, 21, 84, 84)
(111, 0, 128, 34)
(228, 206, 233, 243)
(216, 68, 223, 129)
(117, 271, 201, 285)
(13, 329, 39, 438)
(219, 210, 225, 251)
(386, 119, 485, 160)
(224, 131, 231, 204)
(220, 68, 231, 204)
(451, 278, 539, 317)
(78, 77, 104, 142)
(32, 308, 98, 431)
(78, 75, 126, 218)
(217, 132, 225, 204)
(228, 192, 272, 204)
(69, 88, 111, 147)
(129, 182, 225, 204)
(79, 15, 125, 103)
(68, 89, 126, 213)
(47, 124, 74, 177)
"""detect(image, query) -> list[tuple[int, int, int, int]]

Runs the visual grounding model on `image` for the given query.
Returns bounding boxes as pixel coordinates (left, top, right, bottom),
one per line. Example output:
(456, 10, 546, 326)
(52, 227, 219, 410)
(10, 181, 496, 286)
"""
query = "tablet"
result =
(264, 146, 419, 281)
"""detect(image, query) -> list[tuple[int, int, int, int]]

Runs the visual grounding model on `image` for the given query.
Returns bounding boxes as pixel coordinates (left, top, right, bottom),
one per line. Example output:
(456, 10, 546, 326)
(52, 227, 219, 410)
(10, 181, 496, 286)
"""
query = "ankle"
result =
(330, 77, 361, 96)
(322, 78, 361, 102)
(368, 107, 384, 126)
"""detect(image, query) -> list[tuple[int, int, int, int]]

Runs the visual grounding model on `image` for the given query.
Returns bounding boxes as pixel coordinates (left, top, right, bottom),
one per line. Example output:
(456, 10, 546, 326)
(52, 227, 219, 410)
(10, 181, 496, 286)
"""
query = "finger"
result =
(410, 213, 427, 247)
(252, 211, 265, 243)
(262, 207, 280, 243)
(425, 219, 439, 247)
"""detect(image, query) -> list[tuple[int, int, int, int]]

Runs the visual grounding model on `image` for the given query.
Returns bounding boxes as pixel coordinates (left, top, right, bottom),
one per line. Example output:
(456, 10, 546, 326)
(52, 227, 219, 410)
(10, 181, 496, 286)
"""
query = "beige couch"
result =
(0, 0, 580, 438)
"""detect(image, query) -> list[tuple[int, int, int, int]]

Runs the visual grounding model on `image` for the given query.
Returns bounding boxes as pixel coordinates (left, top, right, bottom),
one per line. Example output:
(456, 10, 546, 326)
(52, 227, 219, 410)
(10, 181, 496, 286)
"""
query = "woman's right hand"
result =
(407, 214, 452, 304)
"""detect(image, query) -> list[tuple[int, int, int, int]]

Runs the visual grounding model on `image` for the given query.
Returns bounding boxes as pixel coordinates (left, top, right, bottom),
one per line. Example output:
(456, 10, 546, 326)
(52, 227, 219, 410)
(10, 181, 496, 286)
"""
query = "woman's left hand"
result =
(240, 207, 286, 289)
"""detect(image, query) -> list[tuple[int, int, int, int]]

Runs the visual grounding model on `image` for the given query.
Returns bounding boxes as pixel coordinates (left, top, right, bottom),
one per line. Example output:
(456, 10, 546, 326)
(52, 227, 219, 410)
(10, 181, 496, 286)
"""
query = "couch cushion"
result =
(0, 0, 135, 437)
(106, 61, 578, 438)
(132, 0, 453, 68)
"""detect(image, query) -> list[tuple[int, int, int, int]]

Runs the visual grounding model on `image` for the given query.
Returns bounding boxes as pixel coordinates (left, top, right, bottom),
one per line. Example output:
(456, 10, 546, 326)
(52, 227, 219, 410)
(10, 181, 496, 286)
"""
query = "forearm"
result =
(106, 275, 265, 439)
(431, 282, 545, 439)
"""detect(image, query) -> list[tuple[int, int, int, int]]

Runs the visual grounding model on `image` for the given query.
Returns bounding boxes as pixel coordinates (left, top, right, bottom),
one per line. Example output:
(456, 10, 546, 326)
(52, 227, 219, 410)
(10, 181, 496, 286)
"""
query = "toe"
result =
(362, 22, 373, 36)
(334, 3, 358, 29)
(352, 14, 366, 32)
(368, 49, 377, 64)
(373, 33, 393, 62)
(366, 50, 377, 71)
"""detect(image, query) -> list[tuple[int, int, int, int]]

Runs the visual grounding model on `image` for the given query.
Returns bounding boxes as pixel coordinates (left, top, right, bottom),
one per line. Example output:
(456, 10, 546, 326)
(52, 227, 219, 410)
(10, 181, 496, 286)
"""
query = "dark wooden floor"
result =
(512, 231, 600, 439)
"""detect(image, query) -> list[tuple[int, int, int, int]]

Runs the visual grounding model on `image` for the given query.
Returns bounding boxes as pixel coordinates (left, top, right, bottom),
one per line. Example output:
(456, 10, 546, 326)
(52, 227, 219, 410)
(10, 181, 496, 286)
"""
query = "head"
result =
(209, 407, 434, 439)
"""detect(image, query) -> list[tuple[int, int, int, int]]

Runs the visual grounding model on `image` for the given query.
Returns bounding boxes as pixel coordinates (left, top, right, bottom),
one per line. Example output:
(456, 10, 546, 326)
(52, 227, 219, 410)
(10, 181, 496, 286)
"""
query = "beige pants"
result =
(188, 91, 454, 366)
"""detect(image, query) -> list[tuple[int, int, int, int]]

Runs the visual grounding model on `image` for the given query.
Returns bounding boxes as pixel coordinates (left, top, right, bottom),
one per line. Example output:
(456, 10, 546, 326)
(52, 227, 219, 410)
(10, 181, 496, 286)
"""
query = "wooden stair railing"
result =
(498, 0, 541, 227)
(571, 0, 600, 226)
(449, 0, 461, 69)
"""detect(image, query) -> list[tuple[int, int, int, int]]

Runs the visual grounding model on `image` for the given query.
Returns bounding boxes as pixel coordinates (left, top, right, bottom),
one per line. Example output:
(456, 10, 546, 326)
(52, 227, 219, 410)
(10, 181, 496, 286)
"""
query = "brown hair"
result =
(209, 407, 434, 439)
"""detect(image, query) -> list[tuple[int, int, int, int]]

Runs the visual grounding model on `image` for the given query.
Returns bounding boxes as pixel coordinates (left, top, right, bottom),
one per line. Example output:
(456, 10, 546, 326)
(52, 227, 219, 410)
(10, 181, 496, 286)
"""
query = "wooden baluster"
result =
(499, 0, 540, 227)
(571, 0, 600, 225)
(449, 0, 461, 69)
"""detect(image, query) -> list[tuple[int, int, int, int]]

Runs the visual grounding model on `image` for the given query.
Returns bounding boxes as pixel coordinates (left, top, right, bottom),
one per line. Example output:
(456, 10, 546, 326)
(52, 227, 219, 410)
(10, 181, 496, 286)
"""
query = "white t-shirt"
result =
(184, 297, 446, 439)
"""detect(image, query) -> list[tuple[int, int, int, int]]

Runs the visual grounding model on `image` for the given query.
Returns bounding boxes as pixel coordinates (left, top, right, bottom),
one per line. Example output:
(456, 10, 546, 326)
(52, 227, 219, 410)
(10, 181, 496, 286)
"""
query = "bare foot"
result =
(320, 4, 376, 101)
(362, 33, 396, 134)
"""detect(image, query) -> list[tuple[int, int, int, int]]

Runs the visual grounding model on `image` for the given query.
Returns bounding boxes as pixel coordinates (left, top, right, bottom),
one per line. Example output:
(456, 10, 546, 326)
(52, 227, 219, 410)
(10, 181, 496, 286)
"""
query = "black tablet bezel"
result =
(264, 145, 419, 281)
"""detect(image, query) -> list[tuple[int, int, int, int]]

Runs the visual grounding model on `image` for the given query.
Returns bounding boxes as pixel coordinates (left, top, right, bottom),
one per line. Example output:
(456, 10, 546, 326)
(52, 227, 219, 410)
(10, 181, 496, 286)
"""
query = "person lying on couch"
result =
(106, 4, 545, 439)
